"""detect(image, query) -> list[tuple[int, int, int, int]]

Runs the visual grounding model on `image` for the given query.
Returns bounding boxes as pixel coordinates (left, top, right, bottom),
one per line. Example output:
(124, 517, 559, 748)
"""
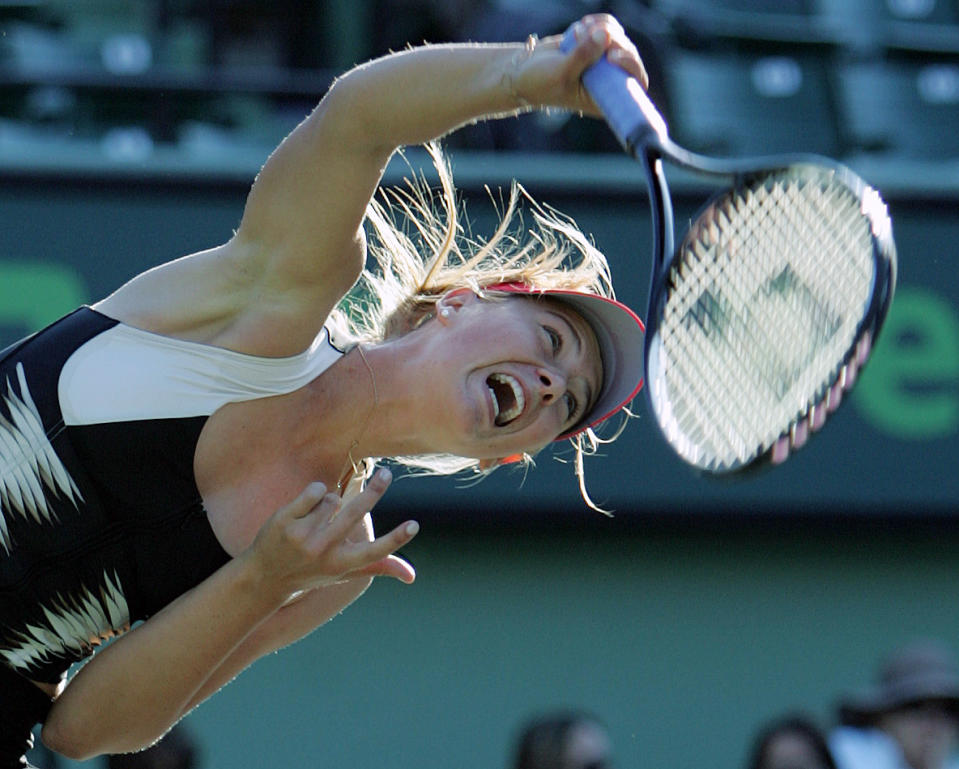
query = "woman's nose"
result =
(536, 368, 567, 403)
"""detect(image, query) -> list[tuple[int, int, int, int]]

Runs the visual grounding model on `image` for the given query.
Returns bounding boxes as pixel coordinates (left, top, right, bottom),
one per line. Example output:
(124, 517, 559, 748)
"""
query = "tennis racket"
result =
(561, 27, 897, 474)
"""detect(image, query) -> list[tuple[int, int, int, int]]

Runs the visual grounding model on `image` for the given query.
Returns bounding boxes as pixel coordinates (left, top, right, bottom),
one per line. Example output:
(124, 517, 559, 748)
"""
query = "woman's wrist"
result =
(231, 548, 294, 609)
(500, 35, 539, 111)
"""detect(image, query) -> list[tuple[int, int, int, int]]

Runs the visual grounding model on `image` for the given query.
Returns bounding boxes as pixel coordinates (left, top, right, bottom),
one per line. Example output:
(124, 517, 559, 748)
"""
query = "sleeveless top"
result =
(0, 307, 344, 683)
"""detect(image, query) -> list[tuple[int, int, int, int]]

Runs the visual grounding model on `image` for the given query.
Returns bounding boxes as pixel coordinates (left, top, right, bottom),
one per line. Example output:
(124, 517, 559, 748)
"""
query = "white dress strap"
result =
(59, 321, 344, 426)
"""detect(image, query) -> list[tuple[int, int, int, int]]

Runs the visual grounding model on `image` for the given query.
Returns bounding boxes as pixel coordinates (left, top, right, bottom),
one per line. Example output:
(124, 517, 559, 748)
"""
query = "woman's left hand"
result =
(245, 469, 418, 600)
(510, 14, 649, 116)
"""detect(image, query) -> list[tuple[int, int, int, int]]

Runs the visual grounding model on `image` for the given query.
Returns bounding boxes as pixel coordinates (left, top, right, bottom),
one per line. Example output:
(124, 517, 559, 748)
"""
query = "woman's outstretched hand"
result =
(245, 469, 418, 600)
(511, 13, 648, 116)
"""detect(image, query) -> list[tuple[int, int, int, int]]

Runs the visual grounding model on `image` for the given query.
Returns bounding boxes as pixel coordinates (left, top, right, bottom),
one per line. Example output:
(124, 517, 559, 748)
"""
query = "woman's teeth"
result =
(488, 373, 525, 426)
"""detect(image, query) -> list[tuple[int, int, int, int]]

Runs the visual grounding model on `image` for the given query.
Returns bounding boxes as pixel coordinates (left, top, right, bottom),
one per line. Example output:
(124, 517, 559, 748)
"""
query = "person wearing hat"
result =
(0, 14, 648, 769)
(830, 640, 959, 769)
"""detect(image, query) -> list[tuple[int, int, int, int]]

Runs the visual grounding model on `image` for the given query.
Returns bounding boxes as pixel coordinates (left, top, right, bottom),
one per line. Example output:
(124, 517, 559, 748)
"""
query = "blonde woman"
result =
(0, 14, 647, 768)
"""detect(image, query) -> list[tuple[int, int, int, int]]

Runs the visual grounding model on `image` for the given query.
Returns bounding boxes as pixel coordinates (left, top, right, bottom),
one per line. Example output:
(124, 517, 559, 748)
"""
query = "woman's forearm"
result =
(232, 27, 631, 290)
(180, 577, 374, 714)
(319, 42, 530, 154)
(42, 554, 287, 759)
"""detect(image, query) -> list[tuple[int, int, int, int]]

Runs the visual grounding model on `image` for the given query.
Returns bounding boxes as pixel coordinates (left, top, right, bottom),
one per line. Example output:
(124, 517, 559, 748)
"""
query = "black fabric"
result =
(0, 665, 53, 769)
(0, 308, 231, 683)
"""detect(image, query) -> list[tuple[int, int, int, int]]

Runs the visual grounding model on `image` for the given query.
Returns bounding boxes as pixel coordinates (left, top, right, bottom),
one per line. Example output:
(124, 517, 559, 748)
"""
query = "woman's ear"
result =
(435, 287, 478, 324)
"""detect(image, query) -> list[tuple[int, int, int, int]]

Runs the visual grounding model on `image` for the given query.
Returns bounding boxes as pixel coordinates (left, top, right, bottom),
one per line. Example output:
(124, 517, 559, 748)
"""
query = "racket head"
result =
(643, 162, 897, 474)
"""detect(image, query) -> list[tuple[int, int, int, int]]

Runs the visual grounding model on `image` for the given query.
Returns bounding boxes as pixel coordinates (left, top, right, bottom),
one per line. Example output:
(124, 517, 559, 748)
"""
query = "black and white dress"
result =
(0, 307, 343, 766)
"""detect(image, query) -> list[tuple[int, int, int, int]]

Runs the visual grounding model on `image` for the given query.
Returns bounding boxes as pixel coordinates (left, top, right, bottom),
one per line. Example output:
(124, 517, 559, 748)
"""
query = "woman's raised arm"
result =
(229, 16, 645, 324)
(92, 16, 644, 354)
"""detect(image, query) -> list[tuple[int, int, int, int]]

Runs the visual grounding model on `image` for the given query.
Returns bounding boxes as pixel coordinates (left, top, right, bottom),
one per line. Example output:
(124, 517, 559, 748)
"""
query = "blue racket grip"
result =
(560, 24, 668, 154)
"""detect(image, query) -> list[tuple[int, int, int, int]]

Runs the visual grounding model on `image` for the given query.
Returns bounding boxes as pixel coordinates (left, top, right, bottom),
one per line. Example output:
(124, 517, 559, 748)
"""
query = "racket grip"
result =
(560, 24, 668, 154)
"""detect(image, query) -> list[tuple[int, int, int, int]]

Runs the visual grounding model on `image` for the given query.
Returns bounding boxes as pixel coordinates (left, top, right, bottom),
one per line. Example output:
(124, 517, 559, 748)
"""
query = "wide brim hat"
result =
(838, 640, 959, 725)
(488, 284, 645, 441)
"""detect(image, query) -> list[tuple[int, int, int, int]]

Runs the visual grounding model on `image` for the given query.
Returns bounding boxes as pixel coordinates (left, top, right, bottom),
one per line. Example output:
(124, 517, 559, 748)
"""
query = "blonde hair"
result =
(329, 143, 631, 511)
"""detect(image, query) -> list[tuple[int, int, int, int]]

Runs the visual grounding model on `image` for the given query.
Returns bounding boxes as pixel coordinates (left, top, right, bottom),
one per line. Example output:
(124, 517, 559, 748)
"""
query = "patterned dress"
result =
(0, 307, 343, 764)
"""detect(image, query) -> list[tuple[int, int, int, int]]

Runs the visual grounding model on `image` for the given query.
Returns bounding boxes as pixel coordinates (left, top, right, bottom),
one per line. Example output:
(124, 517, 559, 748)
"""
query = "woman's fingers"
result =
(354, 554, 416, 584)
(323, 513, 420, 585)
(278, 466, 391, 526)
(510, 14, 647, 116)
(292, 468, 419, 584)
(278, 480, 332, 521)
(349, 521, 420, 584)
(567, 14, 649, 91)
(318, 468, 392, 541)
(252, 467, 420, 594)
(359, 519, 419, 569)
(607, 40, 648, 89)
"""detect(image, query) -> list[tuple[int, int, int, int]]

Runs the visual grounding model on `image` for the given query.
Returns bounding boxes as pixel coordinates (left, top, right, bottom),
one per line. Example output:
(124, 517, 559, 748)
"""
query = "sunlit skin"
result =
(357, 290, 604, 461)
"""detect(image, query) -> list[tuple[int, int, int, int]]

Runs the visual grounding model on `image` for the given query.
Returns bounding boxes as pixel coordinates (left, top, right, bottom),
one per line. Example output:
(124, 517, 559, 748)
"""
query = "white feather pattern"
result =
(0, 362, 83, 553)
(0, 570, 130, 671)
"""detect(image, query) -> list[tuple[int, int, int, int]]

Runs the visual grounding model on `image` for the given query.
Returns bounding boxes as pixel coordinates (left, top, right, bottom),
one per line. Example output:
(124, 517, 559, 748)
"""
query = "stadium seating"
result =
(662, 47, 842, 157)
(835, 57, 959, 158)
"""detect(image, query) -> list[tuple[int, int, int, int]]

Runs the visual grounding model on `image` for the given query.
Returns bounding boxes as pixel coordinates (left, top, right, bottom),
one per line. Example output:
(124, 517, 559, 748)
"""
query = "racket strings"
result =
(667, 192, 850, 449)
(653, 167, 877, 471)
(680, 191, 867, 456)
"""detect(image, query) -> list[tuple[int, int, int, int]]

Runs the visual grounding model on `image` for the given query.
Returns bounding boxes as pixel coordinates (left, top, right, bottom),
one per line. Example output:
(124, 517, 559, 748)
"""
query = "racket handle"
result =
(560, 25, 668, 155)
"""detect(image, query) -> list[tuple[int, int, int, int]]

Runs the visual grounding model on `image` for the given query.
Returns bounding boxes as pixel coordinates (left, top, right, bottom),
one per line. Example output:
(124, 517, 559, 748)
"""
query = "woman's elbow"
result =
(41, 713, 103, 761)
(41, 711, 156, 761)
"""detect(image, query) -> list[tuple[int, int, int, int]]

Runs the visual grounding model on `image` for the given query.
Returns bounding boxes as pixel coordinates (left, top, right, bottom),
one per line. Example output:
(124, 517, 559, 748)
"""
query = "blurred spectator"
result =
(510, 709, 612, 769)
(106, 724, 199, 769)
(745, 713, 838, 769)
(830, 639, 959, 769)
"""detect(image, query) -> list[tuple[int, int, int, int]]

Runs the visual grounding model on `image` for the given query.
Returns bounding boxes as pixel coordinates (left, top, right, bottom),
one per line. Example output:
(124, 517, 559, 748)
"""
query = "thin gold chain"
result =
(336, 344, 378, 492)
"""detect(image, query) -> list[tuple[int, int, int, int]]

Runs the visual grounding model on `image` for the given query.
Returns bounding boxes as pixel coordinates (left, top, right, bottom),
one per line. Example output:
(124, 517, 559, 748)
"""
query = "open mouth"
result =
(487, 373, 525, 427)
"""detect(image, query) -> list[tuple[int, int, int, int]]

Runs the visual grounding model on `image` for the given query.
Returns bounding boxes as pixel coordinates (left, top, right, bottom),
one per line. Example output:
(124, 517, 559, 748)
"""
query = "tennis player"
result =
(0, 14, 646, 767)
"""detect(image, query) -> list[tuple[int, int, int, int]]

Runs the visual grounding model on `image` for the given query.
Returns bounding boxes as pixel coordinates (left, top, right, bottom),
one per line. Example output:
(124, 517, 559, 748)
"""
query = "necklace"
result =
(335, 344, 378, 492)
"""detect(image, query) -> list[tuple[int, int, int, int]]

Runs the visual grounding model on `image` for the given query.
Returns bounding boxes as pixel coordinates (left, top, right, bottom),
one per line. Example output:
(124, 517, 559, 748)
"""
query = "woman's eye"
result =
(564, 392, 578, 421)
(545, 326, 561, 354)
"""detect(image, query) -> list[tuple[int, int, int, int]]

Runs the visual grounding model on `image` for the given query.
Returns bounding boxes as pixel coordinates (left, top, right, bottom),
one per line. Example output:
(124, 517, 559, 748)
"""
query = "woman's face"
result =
(419, 292, 603, 459)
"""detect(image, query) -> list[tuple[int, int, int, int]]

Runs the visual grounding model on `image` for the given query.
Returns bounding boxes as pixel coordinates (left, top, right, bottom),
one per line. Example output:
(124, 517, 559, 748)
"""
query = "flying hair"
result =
(328, 142, 633, 511)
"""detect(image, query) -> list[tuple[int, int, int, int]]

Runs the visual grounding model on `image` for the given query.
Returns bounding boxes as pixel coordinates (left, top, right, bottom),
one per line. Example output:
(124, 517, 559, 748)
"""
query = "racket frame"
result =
(562, 33, 897, 472)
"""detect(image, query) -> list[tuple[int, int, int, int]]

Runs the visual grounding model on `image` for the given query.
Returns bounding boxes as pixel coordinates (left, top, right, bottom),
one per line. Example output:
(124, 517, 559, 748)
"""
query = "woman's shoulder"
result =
(95, 237, 357, 357)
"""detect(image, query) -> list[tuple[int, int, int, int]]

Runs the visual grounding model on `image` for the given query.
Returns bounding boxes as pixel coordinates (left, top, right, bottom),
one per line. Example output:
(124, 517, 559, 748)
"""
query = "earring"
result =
(440, 308, 451, 318)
